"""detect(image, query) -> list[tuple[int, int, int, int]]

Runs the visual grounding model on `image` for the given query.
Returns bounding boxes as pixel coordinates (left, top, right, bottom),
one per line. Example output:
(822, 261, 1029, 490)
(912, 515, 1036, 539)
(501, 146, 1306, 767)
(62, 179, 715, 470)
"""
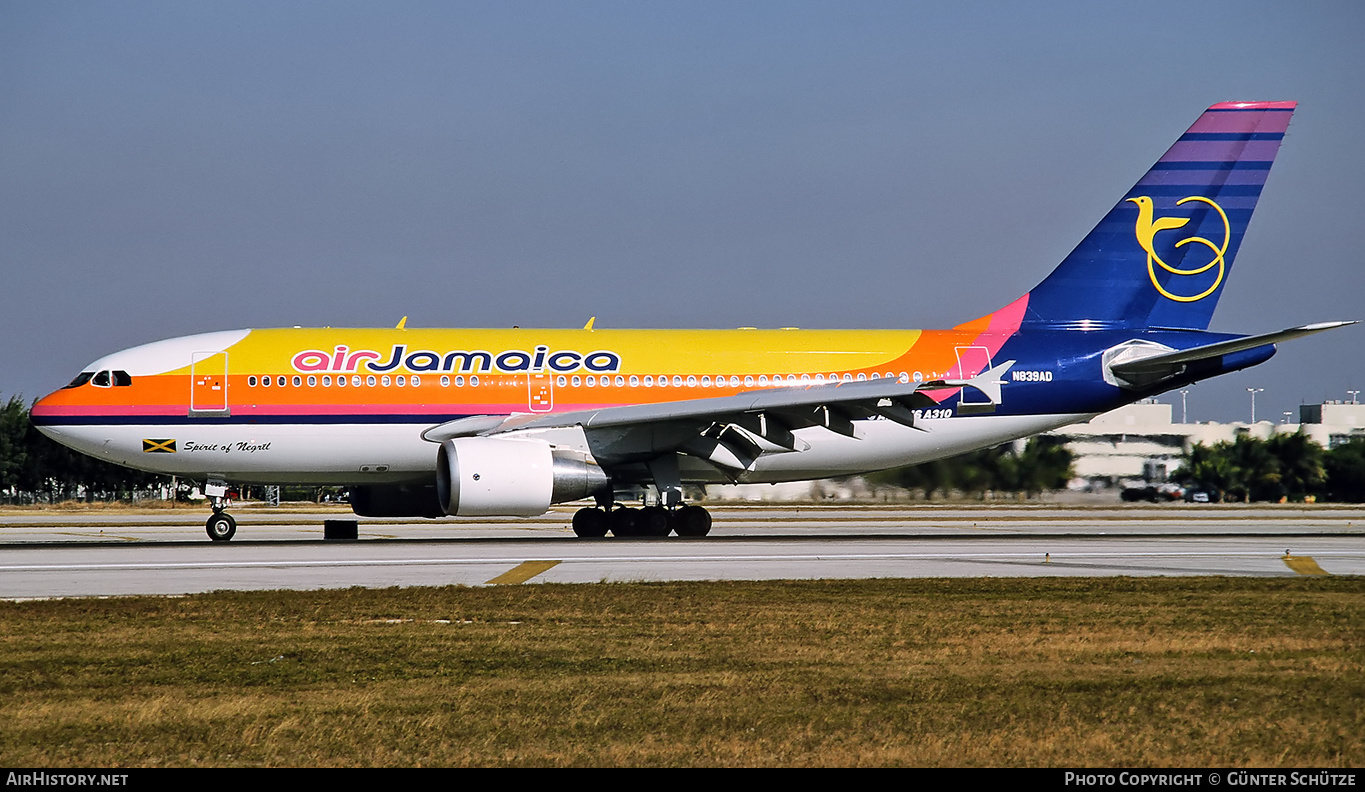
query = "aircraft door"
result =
(528, 373, 554, 412)
(190, 351, 230, 416)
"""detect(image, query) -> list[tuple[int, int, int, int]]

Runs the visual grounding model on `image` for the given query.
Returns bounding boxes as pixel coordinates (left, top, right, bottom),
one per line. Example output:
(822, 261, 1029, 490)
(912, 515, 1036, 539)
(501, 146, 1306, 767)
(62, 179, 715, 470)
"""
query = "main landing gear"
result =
(571, 503, 712, 538)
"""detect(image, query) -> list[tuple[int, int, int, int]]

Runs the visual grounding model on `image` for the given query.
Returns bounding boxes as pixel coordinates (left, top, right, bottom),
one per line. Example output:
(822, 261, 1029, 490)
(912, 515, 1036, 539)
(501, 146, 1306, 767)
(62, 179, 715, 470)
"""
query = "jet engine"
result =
(436, 437, 609, 516)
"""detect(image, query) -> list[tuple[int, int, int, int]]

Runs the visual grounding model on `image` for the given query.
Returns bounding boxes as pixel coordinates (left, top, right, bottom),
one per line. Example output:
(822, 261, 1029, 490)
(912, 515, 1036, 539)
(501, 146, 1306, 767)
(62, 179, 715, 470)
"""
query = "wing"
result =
(422, 361, 1015, 476)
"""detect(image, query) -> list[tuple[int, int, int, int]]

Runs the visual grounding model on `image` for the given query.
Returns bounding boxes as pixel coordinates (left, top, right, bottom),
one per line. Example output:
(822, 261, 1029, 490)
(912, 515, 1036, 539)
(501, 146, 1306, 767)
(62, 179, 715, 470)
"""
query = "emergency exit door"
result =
(190, 351, 230, 416)
(528, 373, 554, 412)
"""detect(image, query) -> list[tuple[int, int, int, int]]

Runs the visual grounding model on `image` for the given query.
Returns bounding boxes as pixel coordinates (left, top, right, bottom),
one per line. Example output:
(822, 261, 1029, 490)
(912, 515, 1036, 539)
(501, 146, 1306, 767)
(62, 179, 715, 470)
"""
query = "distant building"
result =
(1298, 401, 1365, 448)
(1048, 399, 1365, 484)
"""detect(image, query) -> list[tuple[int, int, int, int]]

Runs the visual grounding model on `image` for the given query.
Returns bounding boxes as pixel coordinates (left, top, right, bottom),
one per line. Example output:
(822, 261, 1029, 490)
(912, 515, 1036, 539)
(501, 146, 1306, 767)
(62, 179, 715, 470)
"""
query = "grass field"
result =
(2, 577, 1361, 767)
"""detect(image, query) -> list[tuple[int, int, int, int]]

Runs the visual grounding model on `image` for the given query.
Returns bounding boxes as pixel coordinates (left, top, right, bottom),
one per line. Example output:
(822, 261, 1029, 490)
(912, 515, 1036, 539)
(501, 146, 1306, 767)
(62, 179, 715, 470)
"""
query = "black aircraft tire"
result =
(206, 513, 237, 542)
(673, 505, 712, 537)
(572, 507, 609, 538)
(608, 507, 640, 537)
(638, 506, 671, 537)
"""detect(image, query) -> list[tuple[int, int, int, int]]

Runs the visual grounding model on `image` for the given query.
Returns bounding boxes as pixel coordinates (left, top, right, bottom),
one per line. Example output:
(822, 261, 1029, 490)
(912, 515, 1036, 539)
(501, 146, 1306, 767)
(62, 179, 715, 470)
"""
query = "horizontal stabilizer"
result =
(1110, 321, 1355, 381)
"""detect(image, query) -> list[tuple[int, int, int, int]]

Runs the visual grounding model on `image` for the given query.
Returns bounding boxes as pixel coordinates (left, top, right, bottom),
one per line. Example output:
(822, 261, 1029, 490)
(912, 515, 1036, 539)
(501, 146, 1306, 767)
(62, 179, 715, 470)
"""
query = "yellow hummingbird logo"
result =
(1127, 195, 1230, 302)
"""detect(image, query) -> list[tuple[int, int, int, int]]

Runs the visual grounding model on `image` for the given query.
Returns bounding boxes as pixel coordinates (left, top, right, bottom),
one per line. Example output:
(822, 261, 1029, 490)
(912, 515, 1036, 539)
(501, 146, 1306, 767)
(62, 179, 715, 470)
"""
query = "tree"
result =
(1178, 432, 1335, 503)
(1325, 438, 1365, 502)
(874, 436, 1073, 499)
(0, 395, 28, 493)
(1265, 431, 1326, 501)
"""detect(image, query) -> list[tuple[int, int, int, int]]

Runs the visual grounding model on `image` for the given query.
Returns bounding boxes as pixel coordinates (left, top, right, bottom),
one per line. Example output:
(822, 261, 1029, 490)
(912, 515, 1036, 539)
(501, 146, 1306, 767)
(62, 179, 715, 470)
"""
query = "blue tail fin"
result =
(1021, 101, 1296, 331)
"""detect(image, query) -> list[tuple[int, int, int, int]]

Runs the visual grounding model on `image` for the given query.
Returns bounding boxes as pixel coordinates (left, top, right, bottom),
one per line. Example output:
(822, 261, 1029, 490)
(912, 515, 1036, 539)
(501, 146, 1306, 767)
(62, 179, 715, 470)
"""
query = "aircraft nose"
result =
(29, 384, 76, 437)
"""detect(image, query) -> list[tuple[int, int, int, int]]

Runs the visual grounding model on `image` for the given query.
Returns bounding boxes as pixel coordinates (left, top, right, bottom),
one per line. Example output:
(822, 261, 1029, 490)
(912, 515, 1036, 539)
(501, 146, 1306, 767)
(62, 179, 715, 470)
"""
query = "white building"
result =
(1048, 400, 1365, 483)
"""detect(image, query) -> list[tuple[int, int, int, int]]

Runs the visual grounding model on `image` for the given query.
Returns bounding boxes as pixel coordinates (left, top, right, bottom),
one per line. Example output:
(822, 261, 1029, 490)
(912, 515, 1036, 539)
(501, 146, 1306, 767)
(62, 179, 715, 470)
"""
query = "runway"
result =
(1, 504, 1362, 598)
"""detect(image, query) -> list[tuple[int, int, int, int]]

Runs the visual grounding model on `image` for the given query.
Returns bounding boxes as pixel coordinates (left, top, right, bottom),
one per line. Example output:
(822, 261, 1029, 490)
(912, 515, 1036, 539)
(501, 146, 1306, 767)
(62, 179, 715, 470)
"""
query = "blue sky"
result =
(2, 1, 1362, 422)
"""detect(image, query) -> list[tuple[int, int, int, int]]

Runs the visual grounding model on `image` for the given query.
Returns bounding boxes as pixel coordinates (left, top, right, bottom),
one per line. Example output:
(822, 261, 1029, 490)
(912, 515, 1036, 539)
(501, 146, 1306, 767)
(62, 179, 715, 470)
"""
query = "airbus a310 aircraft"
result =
(32, 101, 1353, 541)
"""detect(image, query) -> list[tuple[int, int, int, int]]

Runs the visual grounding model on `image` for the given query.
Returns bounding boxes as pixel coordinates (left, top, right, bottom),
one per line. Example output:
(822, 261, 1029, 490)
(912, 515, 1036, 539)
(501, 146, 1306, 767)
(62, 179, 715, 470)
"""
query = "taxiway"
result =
(1, 504, 1361, 598)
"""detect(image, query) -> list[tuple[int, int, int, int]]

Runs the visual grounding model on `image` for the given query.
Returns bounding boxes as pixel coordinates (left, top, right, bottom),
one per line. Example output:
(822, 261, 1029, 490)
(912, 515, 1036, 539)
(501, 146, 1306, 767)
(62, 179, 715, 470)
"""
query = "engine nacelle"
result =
(436, 437, 609, 517)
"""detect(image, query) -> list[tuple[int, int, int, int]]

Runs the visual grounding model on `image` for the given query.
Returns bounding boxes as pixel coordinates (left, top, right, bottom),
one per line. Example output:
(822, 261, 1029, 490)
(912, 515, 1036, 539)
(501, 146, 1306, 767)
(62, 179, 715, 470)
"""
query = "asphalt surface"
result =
(1, 504, 1362, 598)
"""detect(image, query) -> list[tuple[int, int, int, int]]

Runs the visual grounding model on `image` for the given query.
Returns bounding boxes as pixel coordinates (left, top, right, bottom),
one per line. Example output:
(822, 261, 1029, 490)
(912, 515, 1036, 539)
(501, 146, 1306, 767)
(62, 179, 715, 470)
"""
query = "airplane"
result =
(31, 101, 1354, 541)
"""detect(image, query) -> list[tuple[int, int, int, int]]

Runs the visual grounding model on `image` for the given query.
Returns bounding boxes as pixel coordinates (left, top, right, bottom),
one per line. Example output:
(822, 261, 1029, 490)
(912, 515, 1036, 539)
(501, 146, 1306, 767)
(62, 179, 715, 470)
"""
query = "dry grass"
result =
(1, 577, 1361, 767)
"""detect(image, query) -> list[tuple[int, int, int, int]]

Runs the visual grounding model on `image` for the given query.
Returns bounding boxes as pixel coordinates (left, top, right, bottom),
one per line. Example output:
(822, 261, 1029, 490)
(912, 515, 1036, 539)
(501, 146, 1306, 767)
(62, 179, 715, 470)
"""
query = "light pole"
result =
(1248, 387, 1264, 424)
(1283, 411, 1292, 424)
(1350, 390, 1360, 405)
(1179, 389, 1189, 423)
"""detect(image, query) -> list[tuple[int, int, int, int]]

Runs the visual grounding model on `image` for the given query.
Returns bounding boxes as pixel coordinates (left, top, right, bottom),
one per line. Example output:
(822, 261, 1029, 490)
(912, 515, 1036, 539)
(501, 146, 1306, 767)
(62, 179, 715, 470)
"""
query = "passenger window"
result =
(292, 376, 302, 387)
(248, 376, 258, 387)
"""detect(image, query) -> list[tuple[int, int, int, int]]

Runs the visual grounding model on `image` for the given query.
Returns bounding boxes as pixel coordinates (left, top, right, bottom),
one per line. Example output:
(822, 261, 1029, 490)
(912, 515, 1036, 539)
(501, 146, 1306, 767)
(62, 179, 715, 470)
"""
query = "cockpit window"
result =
(88, 370, 133, 388)
(63, 372, 94, 389)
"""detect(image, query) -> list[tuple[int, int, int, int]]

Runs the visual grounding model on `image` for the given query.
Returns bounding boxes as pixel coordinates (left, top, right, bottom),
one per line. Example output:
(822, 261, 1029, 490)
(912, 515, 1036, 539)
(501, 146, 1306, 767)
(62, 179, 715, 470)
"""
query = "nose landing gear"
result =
(204, 483, 236, 541)
(205, 510, 237, 541)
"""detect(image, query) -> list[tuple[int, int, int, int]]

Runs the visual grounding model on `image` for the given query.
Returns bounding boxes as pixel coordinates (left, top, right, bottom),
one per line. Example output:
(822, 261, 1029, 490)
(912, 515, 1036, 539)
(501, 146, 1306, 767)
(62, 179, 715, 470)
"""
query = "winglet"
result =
(583, 317, 596, 331)
(396, 316, 408, 330)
